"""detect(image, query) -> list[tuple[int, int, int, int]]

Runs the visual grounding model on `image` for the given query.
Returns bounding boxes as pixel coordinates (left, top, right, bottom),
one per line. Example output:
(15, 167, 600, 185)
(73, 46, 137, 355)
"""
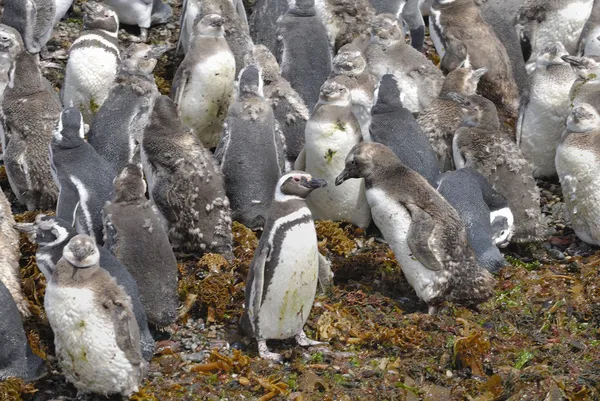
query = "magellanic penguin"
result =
(50, 107, 117, 244)
(556, 103, 600, 246)
(248, 0, 289, 55)
(215, 65, 286, 230)
(436, 167, 511, 273)
(0, 24, 24, 106)
(366, 13, 443, 113)
(370, 74, 440, 186)
(61, 1, 120, 124)
(15, 214, 156, 361)
(1, 0, 55, 54)
(277, 0, 333, 111)
(577, 0, 600, 56)
(314, 0, 376, 52)
(417, 63, 487, 172)
(336, 142, 496, 313)
(142, 96, 234, 257)
(449, 93, 548, 243)
(369, 0, 427, 51)
(253, 44, 310, 165)
(2, 51, 60, 211)
(171, 13, 236, 150)
(563, 55, 600, 112)
(240, 171, 329, 362)
(430, 0, 520, 124)
(0, 280, 47, 382)
(44, 235, 146, 397)
(295, 78, 372, 228)
(102, 0, 154, 42)
(517, 42, 577, 178)
(103, 164, 178, 328)
(88, 43, 169, 174)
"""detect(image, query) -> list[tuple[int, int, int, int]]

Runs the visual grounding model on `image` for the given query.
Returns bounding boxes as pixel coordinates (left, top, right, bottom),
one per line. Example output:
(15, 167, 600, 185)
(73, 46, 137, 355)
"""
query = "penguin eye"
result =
(293, 177, 300, 182)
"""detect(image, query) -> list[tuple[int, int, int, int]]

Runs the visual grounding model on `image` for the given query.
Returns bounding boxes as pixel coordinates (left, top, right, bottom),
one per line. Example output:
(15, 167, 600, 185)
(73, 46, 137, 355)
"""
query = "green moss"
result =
(514, 350, 534, 369)
(89, 99, 100, 114)
(324, 148, 337, 163)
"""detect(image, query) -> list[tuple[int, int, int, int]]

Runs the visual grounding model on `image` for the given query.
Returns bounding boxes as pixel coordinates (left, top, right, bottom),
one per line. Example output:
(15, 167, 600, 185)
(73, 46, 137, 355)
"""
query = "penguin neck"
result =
(54, 259, 100, 285)
(372, 97, 401, 114)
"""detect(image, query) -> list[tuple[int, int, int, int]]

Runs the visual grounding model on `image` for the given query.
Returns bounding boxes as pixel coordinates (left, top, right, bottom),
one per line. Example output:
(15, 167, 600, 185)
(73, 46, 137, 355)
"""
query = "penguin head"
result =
(535, 42, 569, 68)
(275, 171, 326, 201)
(446, 93, 499, 128)
(52, 108, 85, 149)
(63, 235, 100, 269)
(490, 208, 514, 248)
(0, 24, 24, 57)
(252, 45, 280, 84)
(336, 142, 396, 185)
(83, 2, 119, 34)
(566, 103, 600, 133)
(238, 65, 264, 97)
(113, 164, 146, 203)
(440, 65, 487, 97)
(121, 43, 170, 76)
(562, 55, 600, 80)
(319, 78, 351, 105)
(375, 74, 402, 107)
(333, 44, 367, 76)
(14, 214, 74, 247)
(195, 14, 225, 38)
(370, 14, 403, 44)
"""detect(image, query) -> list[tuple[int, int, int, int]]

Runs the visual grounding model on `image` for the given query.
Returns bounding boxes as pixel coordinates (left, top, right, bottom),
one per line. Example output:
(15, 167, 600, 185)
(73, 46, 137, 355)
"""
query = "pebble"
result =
(181, 352, 206, 362)
(548, 249, 565, 260)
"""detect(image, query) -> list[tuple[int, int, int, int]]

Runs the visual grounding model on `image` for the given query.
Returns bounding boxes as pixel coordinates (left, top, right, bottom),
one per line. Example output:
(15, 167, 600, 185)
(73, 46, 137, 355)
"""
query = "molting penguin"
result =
(517, 42, 577, 178)
(0, 24, 24, 105)
(240, 171, 329, 362)
(370, 0, 426, 51)
(0, 280, 46, 381)
(248, 0, 288, 55)
(171, 13, 236, 149)
(335, 142, 496, 313)
(88, 43, 169, 174)
(14, 214, 155, 361)
(253, 44, 310, 165)
(369, 74, 440, 186)
(556, 103, 600, 246)
(436, 167, 511, 274)
(44, 235, 146, 397)
(1, 0, 54, 54)
(50, 107, 116, 244)
(215, 65, 286, 230)
(102, 0, 153, 41)
(295, 79, 371, 228)
(2, 51, 60, 211)
(314, 0, 376, 52)
(61, 1, 120, 124)
(277, 0, 332, 111)
(142, 96, 233, 257)
(449, 93, 548, 243)
(103, 164, 178, 328)
(577, 0, 600, 56)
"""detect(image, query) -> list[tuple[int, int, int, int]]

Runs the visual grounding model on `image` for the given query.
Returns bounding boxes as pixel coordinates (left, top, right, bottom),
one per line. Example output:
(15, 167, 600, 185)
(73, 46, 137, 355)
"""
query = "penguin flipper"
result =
(176, 0, 190, 56)
(293, 146, 306, 171)
(170, 68, 189, 107)
(406, 206, 444, 271)
(234, 0, 249, 31)
(106, 298, 143, 365)
(102, 211, 119, 256)
(55, 181, 80, 227)
(275, 21, 284, 65)
(214, 121, 231, 166)
(317, 253, 333, 295)
(274, 120, 288, 173)
(248, 245, 270, 335)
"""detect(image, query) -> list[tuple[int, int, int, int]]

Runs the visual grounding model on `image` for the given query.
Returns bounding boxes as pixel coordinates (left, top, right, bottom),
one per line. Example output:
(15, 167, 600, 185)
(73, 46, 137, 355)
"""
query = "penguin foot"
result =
(427, 305, 438, 315)
(140, 28, 149, 43)
(295, 331, 326, 347)
(257, 340, 283, 363)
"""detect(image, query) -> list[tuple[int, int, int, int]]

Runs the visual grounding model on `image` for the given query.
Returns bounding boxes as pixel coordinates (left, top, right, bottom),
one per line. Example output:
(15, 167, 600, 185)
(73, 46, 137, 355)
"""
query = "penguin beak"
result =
(562, 55, 585, 68)
(472, 68, 488, 79)
(151, 44, 172, 58)
(303, 178, 327, 189)
(335, 169, 351, 186)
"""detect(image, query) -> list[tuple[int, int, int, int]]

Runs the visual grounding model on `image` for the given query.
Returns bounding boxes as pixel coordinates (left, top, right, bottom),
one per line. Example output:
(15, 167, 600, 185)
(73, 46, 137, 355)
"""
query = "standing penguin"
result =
(336, 142, 496, 314)
(369, 0, 426, 51)
(436, 167, 510, 273)
(248, 0, 289, 55)
(171, 14, 236, 149)
(61, 2, 120, 123)
(253, 44, 310, 165)
(369, 74, 440, 186)
(103, 164, 178, 328)
(295, 79, 372, 228)
(15, 214, 155, 361)
(102, 0, 153, 42)
(1, 0, 54, 54)
(0, 24, 24, 106)
(240, 171, 328, 362)
(517, 42, 577, 178)
(88, 43, 169, 174)
(44, 235, 146, 397)
(277, 0, 332, 111)
(50, 107, 116, 244)
(215, 65, 286, 230)
(142, 96, 233, 256)
(0, 280, 46, 382)
(449, 93, 548, 243)
(577, 0, 600, 56)
(556, 103, 600, 246)
(3, 51, 60, 211)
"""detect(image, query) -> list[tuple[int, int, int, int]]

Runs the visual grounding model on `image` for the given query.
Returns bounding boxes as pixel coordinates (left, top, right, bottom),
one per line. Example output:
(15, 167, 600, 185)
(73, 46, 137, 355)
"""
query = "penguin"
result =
(436, 167, 510, 273)
(103, 164, 178, 328)
(370, 0, 426, 51)
(314, 0, 376, 52)
(176, 0, 199, 56)
(294, 78, 372, 228)
(0, 280, 47, 382)
(430, 0, 520, 123)
(335, 142, 496, 314)
(277, 0, 332, 111)
(54, 0, 75, 25)
(14, 214, 156, 361)
(253, 44, 310, 165)
(417, 64, 487, 172)
(366, 13, 443, 113)
(369, 74, 440, 186)
(61, 1, 120, 124)
(2, 51, 60, 211)
(171, 13, 236, 150)
(448, 93, 548, 243)
(556, 103, 600, 246)
(50, 107, 117, 244)
(248, 0, 289, 55)
(44, 235, 146, 397)
(577, 0, 600, 56)
(563, 55, 600, 112)
(517, 42, 577, 178)
(142, 96, 234, 257)
(330, 43, 378, 138)
(240, 171, 329, 362)
(515, 0, 594, 65)
(1, 0, 54, 54)
(151, 0, 173, 25)
(215, 65, 286, 230)
(102, 0, 153, 42)
(88, 43, 169, 174)
(0, 24, 24, 106)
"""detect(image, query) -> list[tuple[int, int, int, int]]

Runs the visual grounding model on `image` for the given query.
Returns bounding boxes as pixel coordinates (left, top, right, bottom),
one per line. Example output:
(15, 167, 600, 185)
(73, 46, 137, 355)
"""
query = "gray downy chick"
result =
(314, 0, 376, 52)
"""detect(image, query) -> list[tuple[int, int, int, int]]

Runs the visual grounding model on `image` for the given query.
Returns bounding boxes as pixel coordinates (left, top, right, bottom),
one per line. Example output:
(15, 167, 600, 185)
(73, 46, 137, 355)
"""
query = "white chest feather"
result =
(533, 1, 593, 55)
(104, 0, 152, 27)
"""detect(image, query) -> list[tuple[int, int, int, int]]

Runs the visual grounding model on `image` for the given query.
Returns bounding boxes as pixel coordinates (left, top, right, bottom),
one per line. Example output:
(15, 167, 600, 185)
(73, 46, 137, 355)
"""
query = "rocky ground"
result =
(1, 1, 600, 400)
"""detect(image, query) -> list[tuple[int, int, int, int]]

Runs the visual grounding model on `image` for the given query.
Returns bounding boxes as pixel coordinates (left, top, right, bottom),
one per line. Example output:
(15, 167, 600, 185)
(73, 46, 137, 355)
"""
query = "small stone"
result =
(181, 352, 205, 362)
(361, 370, 377, 378)
(548, 249, 565, 260)
(166, 23, 176, 30)
(238, 376, 250, 386)
(446, 370, 453, 378)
